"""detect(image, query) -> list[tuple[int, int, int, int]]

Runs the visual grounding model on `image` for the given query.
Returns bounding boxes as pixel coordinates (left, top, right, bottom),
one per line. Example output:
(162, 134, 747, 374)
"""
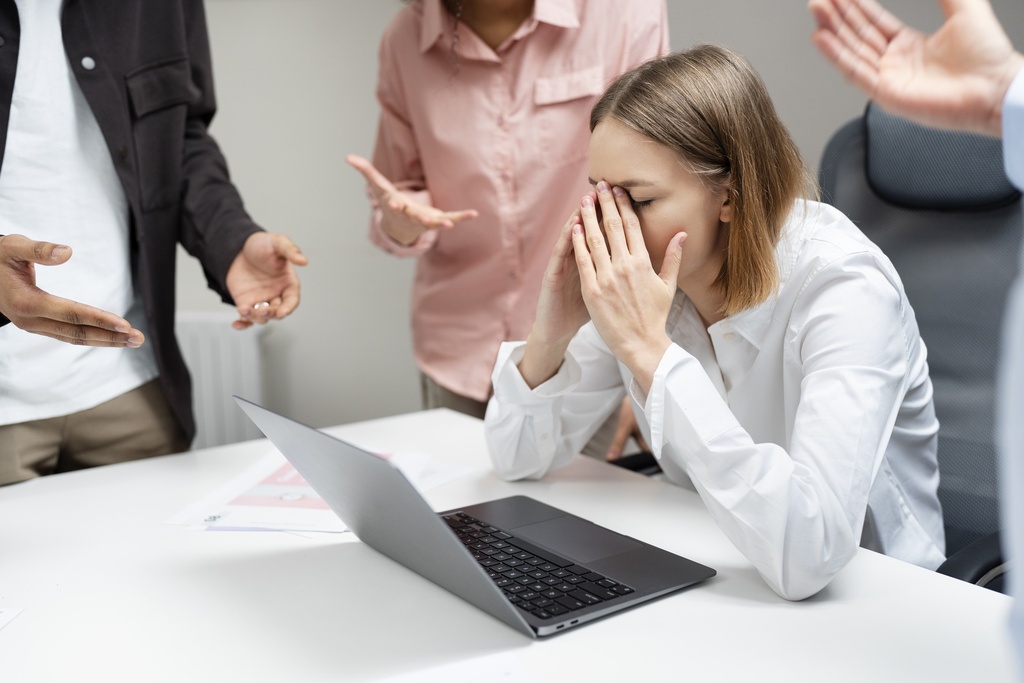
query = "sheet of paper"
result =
(0, 607, 23, 632)
(167, 445, 475, 533)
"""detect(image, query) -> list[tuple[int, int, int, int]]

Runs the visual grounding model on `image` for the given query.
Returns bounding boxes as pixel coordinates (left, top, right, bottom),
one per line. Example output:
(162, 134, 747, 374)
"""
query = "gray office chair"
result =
(819, 103, 1021, 592)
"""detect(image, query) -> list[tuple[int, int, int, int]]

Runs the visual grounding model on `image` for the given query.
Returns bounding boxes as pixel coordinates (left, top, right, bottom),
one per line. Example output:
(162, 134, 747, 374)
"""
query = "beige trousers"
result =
(0, 379, 189, 486)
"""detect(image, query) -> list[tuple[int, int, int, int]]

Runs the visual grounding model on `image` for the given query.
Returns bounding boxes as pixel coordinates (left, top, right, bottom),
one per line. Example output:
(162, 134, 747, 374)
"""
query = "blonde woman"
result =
(484, 45, 945, 600)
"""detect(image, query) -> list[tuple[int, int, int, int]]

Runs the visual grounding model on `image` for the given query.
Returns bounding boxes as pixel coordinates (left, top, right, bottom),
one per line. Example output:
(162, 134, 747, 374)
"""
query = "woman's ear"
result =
(718, 188, 733, 223)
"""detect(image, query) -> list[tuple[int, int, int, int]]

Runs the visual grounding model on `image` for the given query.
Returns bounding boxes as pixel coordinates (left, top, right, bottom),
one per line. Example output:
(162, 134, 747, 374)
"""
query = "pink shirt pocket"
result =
(533, 66, 605, 168)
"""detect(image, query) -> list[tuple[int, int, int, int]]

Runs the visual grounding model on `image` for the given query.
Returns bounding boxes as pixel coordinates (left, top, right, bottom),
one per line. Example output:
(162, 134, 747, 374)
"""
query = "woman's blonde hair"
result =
(591, 44, 811, 316)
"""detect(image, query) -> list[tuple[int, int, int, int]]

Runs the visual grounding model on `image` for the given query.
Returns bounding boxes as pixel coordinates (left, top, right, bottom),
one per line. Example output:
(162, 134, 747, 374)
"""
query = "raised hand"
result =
(226, 232, 308, 330)
(809, 0, 1024, 137)
(0, 234, 144, 347)
(346, 154, 478, 245)
(571, 182, 684, 395)
(517, 210, 591, 388)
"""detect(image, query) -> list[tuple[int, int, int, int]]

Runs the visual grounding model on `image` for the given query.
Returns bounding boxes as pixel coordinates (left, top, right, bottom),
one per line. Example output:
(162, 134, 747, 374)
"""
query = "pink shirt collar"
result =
(419, 0, 580, 55)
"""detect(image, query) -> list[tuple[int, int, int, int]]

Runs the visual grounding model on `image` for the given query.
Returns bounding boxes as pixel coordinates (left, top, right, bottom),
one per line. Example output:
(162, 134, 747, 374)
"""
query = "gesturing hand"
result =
(571, 182, 685, 394)
(346, 154, 478, 246)
(0, 234, 144, 347)
(809, 0, 1024, 137)
(226, 232, 308, 330)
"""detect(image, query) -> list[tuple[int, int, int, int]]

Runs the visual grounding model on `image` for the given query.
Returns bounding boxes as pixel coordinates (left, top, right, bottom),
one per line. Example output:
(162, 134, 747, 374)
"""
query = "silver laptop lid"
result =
(232, 396, 534, 636)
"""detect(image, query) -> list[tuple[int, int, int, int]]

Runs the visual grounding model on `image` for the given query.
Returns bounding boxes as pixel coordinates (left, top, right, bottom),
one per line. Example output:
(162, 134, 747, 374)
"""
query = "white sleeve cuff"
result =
(641, 344, 686, 459)
(643, 343, 739, 459)
(491, 341, 582, 404)
(1003, 66, 1024, 190)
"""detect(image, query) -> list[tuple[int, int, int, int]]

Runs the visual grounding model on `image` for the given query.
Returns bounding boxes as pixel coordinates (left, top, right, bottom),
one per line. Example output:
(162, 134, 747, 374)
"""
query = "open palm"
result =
(810, 0, 1024, 136)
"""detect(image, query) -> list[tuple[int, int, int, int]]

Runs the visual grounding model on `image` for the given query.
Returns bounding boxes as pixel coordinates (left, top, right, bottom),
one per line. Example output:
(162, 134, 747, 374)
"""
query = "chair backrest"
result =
(818, 103, 1023, 557)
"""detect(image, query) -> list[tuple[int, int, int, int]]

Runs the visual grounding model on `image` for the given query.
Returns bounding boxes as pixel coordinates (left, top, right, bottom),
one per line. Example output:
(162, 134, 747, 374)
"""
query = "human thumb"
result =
(659, 232, 687, 285)
(4, 235, 72, 265)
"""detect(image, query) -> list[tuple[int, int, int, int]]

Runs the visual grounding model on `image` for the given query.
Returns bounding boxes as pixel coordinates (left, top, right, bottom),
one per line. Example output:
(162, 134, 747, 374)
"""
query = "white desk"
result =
(0, 409, 1015, 682)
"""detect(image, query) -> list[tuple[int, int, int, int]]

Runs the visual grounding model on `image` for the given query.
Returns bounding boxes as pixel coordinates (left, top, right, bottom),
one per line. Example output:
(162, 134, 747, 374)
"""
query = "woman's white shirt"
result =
(485, 199, 946, 600)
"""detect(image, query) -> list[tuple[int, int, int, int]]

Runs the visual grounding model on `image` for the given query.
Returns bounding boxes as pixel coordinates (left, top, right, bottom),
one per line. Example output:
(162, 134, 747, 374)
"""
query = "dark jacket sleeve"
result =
(175, 0, 261, 303)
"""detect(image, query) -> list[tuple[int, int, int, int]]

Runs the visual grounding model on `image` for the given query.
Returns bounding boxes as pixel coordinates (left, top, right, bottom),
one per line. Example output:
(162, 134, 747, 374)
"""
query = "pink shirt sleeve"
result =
(366, 26, 439, 257)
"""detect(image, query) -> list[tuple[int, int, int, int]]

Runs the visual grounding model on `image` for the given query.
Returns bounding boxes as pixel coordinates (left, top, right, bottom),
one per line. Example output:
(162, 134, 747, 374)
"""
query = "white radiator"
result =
(175, 311, 266, 450)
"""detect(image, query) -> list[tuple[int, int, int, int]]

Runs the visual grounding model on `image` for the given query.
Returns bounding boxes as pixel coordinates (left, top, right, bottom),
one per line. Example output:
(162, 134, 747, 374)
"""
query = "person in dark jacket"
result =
(0, 0, 307, 485)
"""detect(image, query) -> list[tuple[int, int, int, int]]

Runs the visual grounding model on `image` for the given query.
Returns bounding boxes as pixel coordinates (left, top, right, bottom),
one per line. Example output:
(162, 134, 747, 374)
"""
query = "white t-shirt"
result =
(485, 199, 945, 601)
(0, 0, 158, 425)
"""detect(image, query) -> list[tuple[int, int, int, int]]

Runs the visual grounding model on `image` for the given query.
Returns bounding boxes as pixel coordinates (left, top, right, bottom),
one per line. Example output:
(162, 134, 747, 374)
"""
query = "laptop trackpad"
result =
(512, 515, 642, 564)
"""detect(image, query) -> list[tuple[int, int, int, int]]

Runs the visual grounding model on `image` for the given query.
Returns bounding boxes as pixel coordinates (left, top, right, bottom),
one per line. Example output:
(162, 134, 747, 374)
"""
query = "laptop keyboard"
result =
(443, 512, 635, 621)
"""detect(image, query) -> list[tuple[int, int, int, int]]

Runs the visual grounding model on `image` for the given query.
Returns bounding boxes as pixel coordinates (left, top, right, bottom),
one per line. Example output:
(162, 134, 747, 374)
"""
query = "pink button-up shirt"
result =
(368, 0, 669, 401)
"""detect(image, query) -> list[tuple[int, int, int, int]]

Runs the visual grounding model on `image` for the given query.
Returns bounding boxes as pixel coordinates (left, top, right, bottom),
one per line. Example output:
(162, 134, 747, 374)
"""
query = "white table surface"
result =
(0, 409, 1016, 682)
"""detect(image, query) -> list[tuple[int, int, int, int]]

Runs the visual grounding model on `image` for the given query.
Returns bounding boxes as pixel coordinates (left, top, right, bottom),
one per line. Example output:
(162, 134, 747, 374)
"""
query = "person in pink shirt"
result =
(347, 0, 668, 451)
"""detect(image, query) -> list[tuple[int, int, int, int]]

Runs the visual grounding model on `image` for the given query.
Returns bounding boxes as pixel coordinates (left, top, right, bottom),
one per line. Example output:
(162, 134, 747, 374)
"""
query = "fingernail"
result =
(612, 186, 626, 197)
(597, 181, 610, 194)
(581, 195, 594, 208)
(51, 246, 68, 259)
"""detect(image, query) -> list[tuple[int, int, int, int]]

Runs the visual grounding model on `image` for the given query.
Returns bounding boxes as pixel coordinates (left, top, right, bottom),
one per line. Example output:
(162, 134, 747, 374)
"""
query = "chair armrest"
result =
(936, 531, 1007, 592)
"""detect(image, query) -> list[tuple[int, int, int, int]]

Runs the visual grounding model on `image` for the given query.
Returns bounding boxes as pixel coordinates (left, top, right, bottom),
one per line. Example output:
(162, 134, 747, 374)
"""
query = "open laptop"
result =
(234, 396, 715, 638)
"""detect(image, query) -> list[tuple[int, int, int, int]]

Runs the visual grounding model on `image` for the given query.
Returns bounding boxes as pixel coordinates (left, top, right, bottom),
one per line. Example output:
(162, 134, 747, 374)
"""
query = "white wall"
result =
(177, 1, 414, 428)
(177, 0, 1024, 429)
